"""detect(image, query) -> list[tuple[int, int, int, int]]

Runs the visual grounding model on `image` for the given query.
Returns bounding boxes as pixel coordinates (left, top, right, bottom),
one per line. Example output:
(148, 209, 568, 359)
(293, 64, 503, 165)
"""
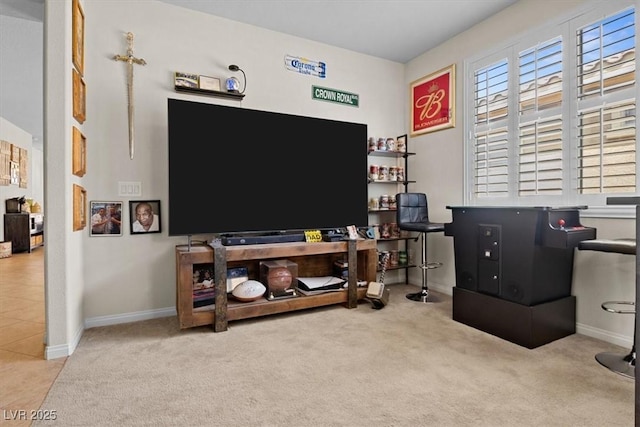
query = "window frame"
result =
(463, 0, 638, 218)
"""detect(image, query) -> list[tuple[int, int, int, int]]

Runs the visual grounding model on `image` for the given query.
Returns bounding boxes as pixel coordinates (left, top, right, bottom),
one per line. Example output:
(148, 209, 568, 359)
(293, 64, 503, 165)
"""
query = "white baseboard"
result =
(45, 343, 71, 360)
(44, 308, 176, 359)
(576, 322, 633, 349)
(44, 323, 83, 360)
(84, 306, 177, 329)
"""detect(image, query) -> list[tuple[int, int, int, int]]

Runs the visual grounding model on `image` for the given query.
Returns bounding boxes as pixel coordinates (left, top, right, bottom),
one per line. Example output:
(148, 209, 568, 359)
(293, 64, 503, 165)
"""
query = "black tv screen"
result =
(168, 98, 369, 236)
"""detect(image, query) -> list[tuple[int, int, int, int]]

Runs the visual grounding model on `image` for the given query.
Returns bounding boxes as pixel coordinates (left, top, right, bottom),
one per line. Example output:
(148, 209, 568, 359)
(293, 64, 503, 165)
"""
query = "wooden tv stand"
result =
(175, 239, 377, 331)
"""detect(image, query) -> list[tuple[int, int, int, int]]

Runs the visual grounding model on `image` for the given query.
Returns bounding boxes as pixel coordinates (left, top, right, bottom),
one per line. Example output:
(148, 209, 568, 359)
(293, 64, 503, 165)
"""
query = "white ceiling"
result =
(0, 0, 43, 21)
(0, 0, 519, 149)
(157, 0, 519, 63)
(0, 0, 521, 62)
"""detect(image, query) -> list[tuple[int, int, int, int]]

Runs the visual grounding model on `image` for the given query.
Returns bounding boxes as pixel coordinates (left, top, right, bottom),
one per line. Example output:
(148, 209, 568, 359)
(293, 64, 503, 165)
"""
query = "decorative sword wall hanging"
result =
(113, 32, 146, 160)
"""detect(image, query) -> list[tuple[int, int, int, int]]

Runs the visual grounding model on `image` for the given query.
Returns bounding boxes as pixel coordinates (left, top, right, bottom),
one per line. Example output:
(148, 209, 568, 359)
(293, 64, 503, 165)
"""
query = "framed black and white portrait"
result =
(129, 200, 161, 234)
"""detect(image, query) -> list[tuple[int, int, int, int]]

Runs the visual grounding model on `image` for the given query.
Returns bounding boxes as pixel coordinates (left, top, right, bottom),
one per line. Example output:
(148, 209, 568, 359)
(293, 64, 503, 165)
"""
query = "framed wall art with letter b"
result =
(410, 64, 455, 136)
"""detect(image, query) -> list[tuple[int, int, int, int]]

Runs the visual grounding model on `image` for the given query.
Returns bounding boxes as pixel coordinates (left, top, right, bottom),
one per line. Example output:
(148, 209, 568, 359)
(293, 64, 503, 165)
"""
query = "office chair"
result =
(396, 193, 444, 303)
(578, 238, 636, 379)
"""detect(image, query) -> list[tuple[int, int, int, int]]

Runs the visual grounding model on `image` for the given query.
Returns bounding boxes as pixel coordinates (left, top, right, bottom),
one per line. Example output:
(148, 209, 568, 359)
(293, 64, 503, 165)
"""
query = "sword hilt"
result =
(113, 54, 146, 66)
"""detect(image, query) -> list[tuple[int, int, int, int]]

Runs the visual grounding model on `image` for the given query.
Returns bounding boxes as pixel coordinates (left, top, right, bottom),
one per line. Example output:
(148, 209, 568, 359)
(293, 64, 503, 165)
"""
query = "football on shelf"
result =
(267, 267, 293, 292)
(232, 280, 266, 302)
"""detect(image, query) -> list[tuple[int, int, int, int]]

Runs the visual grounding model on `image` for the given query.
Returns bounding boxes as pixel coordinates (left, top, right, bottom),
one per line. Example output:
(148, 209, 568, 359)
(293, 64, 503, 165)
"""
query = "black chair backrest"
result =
(396, 193, 430, 226)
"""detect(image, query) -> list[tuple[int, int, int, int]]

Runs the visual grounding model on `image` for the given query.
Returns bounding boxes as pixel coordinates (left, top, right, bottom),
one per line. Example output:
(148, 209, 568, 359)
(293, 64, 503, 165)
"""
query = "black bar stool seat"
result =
(578, 238, 636, 255)
(578, 238, 636, 379)
(396, 193, 444, 303)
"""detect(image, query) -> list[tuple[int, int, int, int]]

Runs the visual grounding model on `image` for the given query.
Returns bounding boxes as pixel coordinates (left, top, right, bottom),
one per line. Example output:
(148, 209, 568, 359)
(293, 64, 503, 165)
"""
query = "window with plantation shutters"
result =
(519, 38, 563, 114)
(473, 61, 509, 198)
(576, 8, 636, 195)
(465, 2, 636, 208)
(474, 126, 509, 198)
(577, 101, 636, 194)
(518, 37, 563, 197)
(518, 116, 563, 196)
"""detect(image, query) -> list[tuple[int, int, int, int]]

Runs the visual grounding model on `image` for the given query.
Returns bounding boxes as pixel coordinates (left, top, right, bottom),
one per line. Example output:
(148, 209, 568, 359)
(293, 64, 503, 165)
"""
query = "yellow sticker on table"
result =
(304, 230, 323, 243)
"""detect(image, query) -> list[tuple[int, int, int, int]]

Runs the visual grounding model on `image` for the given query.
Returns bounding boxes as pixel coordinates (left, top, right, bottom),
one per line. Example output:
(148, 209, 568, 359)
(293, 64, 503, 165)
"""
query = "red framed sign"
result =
(410, 64, 455, 136)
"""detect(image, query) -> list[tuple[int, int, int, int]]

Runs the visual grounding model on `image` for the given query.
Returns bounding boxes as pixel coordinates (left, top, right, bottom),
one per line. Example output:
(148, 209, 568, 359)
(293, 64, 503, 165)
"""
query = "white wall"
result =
(44, 0, 81, 359)
(41, 0, 637, 356)
(79, 1, 404, 322)
(406, 0, 637, 347)
(0, 15, 43, 147)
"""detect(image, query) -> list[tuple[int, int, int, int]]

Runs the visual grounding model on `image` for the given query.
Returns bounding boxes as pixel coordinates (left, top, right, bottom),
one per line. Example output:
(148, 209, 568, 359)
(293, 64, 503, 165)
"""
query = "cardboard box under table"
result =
(260, 259, 298, 300)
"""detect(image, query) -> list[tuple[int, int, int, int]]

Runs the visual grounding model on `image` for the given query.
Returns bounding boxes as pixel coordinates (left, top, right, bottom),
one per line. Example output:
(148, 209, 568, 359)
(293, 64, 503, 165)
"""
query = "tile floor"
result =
(0, 248, 66, 426)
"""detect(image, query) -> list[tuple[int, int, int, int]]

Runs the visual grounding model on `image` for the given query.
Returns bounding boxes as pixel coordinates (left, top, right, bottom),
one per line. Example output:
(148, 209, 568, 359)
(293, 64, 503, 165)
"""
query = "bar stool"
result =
(578, 238, 636, 379)
(395, 193, 444, 303)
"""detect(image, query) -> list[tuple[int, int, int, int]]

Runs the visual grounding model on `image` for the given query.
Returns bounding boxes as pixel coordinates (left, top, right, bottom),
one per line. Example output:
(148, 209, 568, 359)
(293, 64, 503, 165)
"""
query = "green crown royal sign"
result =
(312, 86, 359, 107)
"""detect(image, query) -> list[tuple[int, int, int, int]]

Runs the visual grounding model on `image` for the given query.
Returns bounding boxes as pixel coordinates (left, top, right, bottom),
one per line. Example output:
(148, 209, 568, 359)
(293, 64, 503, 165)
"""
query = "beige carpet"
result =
(36, 285, 634, 426)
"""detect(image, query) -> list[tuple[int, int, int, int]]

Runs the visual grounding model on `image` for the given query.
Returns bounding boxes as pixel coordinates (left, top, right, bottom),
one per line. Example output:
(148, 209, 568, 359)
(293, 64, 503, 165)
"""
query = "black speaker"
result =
(503, 281, 525, 303)
(458, 270, 477, 291)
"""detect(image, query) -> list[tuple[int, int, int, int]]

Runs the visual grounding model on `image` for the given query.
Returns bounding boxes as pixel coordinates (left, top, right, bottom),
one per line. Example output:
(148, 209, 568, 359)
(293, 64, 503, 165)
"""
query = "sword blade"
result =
(127, 62, 135, 159)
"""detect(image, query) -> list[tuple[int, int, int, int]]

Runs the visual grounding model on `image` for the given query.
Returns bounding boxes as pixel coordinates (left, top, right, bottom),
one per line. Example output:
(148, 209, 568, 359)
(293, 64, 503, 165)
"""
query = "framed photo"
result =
(192, 263, 215, 308)
(410, 64, 455, 136)
(9, 161, 18, 185)
(18, 147, 27, 188)
(90, 201, 123, 236)
(174, 72, 198, 88)
(198, 75, 221, 91)
(73, 68, 86, 124)
(73, 184, 87, 231)
(129, 200, 161, 234)
(0, 140, 9, 186)
(11, 143, 20, 161)
(72, 126, 86, 177)
(72, 0, 84, 75)
(396, 134, 407, 153)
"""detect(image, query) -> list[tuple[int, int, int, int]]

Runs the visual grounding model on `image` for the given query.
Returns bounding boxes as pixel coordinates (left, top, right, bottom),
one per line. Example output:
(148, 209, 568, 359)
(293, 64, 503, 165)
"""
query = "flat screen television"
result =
(168, 98, 369, 237)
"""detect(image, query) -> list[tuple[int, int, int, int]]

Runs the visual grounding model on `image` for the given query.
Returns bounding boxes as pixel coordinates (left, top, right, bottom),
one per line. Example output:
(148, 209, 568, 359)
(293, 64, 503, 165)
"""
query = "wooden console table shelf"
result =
(175, 239, 377, 331)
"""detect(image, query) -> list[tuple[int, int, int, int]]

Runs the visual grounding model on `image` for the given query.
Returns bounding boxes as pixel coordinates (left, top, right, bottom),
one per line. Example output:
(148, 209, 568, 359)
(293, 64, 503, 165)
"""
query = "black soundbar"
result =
(221, 233, 306, 246)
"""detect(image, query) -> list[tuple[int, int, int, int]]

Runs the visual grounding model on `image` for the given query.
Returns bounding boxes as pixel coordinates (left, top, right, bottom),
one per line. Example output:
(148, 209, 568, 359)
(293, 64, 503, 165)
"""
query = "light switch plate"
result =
(118, 181, 142, 197)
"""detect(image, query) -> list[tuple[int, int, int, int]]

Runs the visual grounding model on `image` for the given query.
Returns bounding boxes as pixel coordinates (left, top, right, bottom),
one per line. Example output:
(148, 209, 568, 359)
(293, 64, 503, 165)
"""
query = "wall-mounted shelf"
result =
(368, 150, 416, 158)
(174, 85, 245, 100)
(368, 179, 416, 185)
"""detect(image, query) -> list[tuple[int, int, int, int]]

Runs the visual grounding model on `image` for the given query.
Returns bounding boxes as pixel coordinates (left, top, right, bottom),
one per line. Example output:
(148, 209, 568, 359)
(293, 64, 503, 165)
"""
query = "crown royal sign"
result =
(410, 64, 455, 136)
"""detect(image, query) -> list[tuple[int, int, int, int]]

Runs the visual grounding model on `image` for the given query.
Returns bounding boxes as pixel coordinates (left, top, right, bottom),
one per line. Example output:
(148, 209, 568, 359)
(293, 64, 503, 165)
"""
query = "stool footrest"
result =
(420, 262, 443, 270)
(601, 301, 635, 314)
